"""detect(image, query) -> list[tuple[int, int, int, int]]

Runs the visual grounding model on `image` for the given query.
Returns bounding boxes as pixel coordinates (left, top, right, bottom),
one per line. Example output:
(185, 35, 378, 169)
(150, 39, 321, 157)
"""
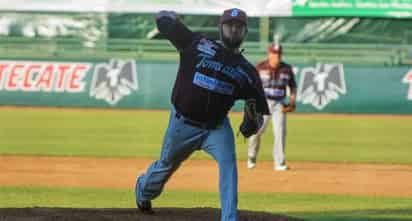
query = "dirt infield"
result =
(1, 156, 412, 197)
(1, 156, 412, 221)
(0, 207, 303, 221)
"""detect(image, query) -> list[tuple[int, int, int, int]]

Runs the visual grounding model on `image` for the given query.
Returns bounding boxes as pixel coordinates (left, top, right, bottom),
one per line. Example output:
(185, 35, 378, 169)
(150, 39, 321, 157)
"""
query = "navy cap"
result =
(219, 8, 247, 25)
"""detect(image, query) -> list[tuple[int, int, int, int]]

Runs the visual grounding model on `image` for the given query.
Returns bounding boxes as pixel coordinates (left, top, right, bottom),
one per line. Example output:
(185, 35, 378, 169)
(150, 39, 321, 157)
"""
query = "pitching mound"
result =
(0, 208, 303, 221)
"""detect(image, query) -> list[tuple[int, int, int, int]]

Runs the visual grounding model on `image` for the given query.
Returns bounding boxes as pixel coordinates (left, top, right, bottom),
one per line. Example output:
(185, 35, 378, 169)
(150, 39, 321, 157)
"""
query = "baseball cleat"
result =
(247, 158, 256, 169)
(275, 164, 289, 171)
(135, 176, 154, 214)
(137, 200, 154, 214)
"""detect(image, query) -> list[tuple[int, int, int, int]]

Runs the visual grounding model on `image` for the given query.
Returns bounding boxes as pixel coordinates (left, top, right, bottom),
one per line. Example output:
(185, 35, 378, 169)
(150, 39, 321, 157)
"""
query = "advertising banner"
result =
(0, 0, 292, 16)
(1, 0, 411, 18)
(0, 59, 174, 109)
(292, 0, 412, 18)
(1, 59, 412, 114)
(294, 63, 412, 113)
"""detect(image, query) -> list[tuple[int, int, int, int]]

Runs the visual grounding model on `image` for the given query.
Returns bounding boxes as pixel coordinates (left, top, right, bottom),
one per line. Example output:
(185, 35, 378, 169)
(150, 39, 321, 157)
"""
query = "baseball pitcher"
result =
(135, 8, 269, 221)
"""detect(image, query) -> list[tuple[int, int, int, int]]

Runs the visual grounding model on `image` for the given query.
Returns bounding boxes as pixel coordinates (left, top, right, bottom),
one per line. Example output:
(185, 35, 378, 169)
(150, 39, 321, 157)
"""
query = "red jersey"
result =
(256, 60, 296, 101)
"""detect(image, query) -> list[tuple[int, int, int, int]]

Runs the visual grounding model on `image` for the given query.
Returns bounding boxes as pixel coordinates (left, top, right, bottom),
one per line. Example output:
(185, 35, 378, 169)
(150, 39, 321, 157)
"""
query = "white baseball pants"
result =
(248, 100, 287, 167)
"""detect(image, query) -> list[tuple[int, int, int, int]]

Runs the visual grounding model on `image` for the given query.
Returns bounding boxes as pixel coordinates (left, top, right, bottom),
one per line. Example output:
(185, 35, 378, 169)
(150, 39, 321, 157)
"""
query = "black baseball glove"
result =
(239, 99, 263, 138)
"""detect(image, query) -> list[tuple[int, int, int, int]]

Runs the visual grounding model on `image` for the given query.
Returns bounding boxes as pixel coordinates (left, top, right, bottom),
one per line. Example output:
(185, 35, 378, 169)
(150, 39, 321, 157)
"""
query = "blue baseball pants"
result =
(136, 107, 238, 221)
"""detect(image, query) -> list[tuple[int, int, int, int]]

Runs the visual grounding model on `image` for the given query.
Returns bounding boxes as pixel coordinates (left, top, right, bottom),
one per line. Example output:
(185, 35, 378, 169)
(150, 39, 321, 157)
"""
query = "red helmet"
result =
(268, 43, 282, 54)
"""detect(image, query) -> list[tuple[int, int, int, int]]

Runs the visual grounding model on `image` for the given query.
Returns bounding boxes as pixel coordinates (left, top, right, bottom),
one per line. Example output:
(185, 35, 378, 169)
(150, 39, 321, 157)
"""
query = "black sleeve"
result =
(253, 74, 270, 115)
(242, 68, 270, 115)
(156, 16, 194, 51)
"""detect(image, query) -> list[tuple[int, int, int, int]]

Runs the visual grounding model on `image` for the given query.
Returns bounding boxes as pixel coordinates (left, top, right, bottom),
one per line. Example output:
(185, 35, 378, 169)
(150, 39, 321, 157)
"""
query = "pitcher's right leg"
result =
(136, 108, 207, 212)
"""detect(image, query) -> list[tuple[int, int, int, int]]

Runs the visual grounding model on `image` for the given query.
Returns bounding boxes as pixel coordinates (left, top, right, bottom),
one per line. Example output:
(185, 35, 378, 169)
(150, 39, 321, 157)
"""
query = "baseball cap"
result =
(268, 43, 282, 54)
(219, 8, 247, 25)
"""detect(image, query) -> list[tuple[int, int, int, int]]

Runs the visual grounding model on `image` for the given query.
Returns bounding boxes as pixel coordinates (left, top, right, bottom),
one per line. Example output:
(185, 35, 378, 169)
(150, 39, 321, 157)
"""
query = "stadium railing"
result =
(0, 36, 410, 66)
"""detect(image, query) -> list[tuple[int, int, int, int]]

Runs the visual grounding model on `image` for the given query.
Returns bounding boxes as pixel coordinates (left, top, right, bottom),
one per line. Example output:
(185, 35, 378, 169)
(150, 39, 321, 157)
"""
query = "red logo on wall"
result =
(402, 69, 412, 100)
(0, 61, 91, 93)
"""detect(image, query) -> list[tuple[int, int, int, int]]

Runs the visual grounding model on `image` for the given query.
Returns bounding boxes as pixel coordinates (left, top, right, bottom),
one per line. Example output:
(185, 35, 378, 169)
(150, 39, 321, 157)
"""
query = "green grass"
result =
(1, 108, 412, 164)
(1, 186, 411, 221)
(1, 108, 411, 220)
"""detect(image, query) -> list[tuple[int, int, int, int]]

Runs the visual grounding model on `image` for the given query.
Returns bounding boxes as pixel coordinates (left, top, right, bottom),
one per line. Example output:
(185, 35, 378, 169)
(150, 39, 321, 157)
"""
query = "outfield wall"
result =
(0, 59, 411, 114)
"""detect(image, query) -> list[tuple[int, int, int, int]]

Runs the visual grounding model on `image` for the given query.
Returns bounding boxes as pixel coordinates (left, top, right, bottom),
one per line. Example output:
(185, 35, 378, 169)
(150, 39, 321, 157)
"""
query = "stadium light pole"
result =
(259, 16, 270, 50)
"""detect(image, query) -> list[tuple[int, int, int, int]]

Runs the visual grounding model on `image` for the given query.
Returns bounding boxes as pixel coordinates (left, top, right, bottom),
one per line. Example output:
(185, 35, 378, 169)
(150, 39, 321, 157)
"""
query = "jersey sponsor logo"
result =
(402, 69, 412, 100)
(233, 65, 253, 84)
(269, 79, 286, 87)
(221, 65, 250, 87)
(297, 63, 346, 110)
(196, 55, 223, 72)
(0, 60, 90, 92)
(280, 73, 290, 81)
(260, 71, 290, 88)
(193, 72, 234, 95)
(264, 88, 285, 97)
(196, 55, 251, 87)
(197, 38, 217, 57)
(90, 59, 138, 105)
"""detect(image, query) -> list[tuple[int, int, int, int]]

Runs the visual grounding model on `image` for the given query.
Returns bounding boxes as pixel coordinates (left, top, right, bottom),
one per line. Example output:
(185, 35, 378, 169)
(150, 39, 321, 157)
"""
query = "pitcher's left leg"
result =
(202, 118, 238, 221)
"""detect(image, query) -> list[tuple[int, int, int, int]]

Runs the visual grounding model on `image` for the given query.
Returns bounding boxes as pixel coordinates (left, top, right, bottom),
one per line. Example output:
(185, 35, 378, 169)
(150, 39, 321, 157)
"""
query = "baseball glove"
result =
(282, 103, 296, 113)
(239, 99, 263, 138)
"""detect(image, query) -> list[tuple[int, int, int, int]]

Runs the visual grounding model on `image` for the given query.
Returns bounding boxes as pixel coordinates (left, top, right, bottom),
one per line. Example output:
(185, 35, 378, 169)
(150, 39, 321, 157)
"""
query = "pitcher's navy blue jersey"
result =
(156, 16, 269, 127)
